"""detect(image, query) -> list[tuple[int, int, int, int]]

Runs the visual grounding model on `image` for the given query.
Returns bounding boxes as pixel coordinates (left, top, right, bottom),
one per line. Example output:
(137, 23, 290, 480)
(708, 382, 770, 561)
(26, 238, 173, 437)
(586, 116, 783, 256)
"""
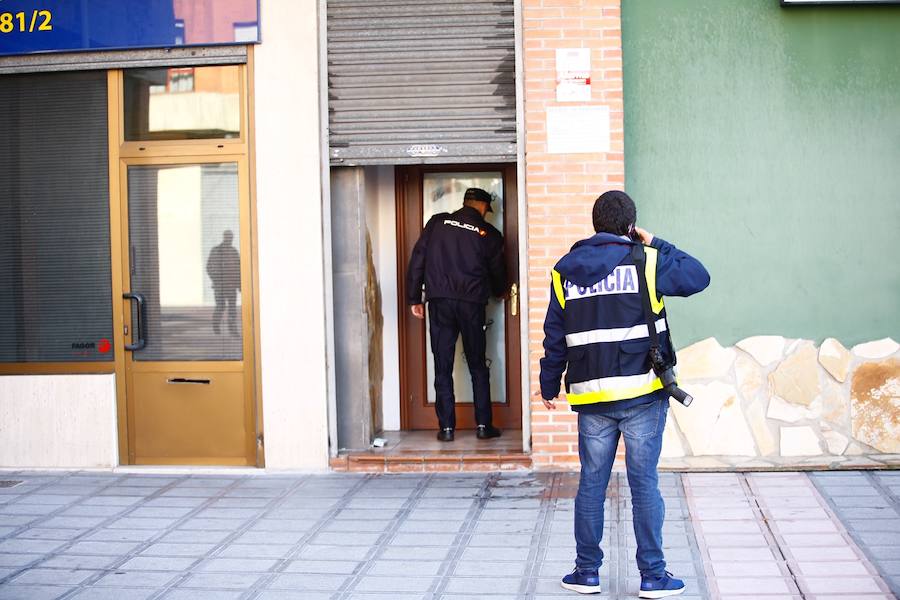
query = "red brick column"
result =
(523, 0, 625, 470)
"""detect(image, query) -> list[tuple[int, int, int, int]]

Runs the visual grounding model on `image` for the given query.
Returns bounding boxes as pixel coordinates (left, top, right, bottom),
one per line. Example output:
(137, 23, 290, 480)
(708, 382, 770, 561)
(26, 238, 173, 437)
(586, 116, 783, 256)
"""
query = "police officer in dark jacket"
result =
(407, 188, 506, 442)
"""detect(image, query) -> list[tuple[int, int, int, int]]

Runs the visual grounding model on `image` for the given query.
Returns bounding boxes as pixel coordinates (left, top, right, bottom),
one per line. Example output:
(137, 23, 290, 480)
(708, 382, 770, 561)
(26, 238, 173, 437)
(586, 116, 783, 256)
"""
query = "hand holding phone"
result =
(632, 226, 654, 245)
(629, 227, 642, 243)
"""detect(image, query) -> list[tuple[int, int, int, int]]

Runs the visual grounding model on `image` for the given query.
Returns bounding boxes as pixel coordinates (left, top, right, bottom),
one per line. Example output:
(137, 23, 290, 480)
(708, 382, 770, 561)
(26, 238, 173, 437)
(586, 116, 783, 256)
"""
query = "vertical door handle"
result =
(509, 283, 518, 317)
(123, 292, 146, 351)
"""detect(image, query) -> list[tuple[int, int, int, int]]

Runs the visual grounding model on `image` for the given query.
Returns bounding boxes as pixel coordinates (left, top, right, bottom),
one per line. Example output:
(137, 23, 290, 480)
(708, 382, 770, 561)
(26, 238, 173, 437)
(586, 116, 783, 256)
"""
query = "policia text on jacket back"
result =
(407, 187, 507, 442)
(538, 190, 709, 597)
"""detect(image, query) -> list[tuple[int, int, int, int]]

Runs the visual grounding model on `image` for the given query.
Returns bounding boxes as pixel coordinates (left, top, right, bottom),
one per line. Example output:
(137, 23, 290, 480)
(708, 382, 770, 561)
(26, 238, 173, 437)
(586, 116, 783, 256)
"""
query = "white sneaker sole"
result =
(638, 587, 686, 598)
(560, 581, 602, 594)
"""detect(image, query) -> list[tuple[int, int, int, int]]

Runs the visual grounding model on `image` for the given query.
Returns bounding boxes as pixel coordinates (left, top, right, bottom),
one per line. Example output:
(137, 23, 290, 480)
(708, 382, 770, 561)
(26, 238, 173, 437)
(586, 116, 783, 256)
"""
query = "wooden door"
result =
(397, 164, 521, 431)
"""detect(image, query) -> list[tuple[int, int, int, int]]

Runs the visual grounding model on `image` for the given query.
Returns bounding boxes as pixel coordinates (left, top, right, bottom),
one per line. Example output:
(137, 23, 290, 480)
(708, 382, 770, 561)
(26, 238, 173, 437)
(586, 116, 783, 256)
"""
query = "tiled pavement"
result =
(685, 472, 895, 599)
(811, 471, 900, 597)
(0, 470, 895, 600)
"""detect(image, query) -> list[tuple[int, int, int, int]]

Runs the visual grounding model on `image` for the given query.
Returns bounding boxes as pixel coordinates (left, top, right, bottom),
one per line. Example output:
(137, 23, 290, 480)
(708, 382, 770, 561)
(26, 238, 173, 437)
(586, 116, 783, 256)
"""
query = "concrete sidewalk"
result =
(0, 470, 896, 600)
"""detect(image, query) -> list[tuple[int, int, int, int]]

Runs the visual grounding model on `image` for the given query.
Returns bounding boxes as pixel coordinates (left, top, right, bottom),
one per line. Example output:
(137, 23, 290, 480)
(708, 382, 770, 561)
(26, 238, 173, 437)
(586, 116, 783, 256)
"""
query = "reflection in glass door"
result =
(422, 172, 507, 407)
(127, 163, 242, 361)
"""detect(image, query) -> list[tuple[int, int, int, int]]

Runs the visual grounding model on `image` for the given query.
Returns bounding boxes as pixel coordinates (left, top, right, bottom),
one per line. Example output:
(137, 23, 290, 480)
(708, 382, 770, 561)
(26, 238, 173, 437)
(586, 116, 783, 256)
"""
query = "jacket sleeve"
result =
(650, 237, 711, 297)
(539, 281, 567, 400)
(487, 232, 507, 298)
(406, 216, 436, 305)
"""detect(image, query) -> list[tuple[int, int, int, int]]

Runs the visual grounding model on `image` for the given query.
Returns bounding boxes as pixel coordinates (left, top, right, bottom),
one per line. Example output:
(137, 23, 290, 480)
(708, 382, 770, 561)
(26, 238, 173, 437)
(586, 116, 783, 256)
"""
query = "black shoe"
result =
(437, 428, 454, 442)
(476, 425, 501, 439)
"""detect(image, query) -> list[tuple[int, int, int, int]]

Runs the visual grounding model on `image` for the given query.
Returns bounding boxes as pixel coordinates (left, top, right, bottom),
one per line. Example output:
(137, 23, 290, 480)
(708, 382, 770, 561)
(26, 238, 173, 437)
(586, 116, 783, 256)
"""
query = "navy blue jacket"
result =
(539, 233, 710, 412)
(407, 206, 506, 305)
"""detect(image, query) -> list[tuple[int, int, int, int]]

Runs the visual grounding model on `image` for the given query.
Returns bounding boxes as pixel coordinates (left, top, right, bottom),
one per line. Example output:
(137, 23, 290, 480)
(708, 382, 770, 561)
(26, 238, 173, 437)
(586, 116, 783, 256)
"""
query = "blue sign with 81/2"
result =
(0, 0, 260, 57)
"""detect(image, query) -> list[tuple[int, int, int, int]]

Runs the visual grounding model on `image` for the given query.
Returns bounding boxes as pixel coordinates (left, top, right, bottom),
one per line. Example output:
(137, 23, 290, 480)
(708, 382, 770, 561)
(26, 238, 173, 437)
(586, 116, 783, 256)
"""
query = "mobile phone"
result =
(629, 227, 642, 243)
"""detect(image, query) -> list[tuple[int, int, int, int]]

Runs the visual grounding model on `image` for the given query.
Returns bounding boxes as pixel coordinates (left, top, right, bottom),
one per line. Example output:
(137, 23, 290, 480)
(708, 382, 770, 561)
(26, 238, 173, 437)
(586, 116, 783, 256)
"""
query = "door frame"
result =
(107, 60, 264, 466)
(396, 163, 521, 431)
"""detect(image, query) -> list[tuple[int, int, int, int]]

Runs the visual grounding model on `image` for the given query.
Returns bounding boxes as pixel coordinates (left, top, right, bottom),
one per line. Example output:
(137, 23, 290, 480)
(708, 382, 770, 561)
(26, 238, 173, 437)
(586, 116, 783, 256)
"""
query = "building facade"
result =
(1, 0, 898, 472)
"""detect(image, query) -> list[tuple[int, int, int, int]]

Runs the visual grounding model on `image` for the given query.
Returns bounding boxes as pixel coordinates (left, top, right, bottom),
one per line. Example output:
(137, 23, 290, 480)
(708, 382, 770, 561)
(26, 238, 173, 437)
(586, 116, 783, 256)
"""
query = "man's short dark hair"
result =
(592, 190, 636, 235)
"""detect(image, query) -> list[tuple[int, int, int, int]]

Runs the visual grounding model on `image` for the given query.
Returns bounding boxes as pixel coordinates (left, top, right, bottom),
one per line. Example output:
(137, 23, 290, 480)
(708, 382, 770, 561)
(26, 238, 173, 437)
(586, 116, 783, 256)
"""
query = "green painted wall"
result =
(622, 0, 900, 347)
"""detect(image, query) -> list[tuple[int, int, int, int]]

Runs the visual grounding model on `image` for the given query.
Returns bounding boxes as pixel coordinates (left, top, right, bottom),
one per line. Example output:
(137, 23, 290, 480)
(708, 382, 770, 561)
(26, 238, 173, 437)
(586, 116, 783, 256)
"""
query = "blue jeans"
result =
(574, 398, 667, 577)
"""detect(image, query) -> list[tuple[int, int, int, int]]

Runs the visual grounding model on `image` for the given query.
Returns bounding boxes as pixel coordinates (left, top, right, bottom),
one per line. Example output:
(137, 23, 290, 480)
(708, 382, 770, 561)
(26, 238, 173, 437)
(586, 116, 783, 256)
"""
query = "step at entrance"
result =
(330, 429, 531, 472)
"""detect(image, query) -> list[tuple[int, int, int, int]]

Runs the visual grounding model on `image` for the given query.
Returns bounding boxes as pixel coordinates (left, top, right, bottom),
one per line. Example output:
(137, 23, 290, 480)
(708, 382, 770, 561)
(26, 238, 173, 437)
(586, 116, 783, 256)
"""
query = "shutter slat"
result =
(331, 83, 516, 101)
(331, 71, 516, 87)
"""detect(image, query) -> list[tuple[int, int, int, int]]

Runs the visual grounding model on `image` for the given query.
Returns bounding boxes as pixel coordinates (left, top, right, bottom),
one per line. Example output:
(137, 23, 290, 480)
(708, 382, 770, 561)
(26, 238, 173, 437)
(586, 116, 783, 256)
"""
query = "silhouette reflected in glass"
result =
(207, 230, 241, 335)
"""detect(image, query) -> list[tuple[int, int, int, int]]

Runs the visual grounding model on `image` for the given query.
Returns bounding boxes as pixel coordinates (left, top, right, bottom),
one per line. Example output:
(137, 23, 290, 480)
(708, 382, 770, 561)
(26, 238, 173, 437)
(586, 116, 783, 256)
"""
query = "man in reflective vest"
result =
(538, 190, 709, 597)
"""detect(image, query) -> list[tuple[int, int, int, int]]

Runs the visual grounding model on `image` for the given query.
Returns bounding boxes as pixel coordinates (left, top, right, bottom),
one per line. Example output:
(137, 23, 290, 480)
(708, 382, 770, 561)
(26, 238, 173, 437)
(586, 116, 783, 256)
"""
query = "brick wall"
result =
(523, 0, 625, 470)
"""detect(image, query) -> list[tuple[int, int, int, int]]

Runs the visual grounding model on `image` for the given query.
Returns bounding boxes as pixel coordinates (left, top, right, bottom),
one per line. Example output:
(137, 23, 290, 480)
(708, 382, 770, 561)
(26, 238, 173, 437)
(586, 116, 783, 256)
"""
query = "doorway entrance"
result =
(397, 164, 521, 431)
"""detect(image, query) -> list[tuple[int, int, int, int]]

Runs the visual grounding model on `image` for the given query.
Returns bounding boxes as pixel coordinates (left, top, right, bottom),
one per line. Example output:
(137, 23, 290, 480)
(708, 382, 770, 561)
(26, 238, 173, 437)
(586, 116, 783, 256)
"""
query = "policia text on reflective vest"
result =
(539, 233, 710, 410)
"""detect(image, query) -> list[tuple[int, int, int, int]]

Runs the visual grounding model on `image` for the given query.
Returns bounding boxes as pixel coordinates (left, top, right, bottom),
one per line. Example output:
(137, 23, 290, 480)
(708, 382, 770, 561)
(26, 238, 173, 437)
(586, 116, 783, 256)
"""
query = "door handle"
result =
(123, 292, 146, 351)
(510, 283, 518, 317)
(167, 378, 211, 385)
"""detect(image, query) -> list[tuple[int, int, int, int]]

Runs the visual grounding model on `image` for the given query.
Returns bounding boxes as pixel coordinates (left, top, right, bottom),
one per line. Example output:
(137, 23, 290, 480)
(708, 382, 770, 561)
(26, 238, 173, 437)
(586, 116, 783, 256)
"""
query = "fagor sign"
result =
(0, 0, 260, 57)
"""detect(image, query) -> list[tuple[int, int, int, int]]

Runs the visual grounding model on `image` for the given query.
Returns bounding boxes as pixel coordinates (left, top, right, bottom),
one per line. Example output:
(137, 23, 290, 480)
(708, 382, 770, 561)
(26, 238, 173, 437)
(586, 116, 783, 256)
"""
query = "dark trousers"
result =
(213, 288, 238, 334)
(428, 298, 492, 430)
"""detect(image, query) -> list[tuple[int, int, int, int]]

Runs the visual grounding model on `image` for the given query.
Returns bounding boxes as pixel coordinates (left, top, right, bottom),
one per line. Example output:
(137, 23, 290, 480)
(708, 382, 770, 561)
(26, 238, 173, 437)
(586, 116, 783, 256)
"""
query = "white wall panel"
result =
(0, 375, 117, 468)
(254, 1, 330, 469)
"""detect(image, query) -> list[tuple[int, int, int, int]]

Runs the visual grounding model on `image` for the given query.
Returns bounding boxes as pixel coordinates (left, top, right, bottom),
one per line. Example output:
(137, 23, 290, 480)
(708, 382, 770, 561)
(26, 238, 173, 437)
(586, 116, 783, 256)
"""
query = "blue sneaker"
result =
(639, 571, 685, 598)
(561, 568, 601, 594)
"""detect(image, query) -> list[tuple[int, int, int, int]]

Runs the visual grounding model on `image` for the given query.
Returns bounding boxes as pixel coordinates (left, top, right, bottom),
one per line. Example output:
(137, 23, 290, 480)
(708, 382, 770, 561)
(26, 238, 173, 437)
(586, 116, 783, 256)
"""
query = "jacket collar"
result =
(455, 205, 486, 223)
(570, 232, 635, 251)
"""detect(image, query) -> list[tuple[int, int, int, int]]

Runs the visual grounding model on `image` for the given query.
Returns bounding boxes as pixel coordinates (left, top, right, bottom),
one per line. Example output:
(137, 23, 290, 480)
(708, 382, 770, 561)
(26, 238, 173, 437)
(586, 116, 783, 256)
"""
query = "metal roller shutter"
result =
(327, 0, 517, 165)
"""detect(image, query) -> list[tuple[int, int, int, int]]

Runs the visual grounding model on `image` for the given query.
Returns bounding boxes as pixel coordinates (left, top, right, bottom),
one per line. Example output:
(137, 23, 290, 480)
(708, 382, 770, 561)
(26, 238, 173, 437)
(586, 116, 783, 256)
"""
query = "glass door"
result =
(120, 157, 255, 465)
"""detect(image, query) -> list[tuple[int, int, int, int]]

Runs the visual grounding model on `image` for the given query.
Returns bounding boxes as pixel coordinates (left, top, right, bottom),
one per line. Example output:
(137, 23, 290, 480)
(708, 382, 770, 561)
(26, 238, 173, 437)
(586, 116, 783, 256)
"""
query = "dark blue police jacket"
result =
(406, 206, 506, 306)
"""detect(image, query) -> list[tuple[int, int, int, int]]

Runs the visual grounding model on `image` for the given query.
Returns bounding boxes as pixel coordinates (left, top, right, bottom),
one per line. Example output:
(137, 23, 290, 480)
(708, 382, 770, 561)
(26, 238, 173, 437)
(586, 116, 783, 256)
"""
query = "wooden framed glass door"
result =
(118, 156, 256, 465)
(397, 164, 521, 431)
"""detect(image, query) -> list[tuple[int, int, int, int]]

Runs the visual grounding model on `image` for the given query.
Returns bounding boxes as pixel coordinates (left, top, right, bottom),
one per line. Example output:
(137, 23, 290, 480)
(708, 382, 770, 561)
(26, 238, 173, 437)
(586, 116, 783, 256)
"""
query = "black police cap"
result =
(463, 187, 494, 212)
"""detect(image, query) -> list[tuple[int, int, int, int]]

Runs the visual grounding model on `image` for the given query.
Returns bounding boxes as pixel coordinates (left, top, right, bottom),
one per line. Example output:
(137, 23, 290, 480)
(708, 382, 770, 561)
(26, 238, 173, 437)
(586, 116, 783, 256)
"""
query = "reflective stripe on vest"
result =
(644, 246, 664, 315)
(551, 269, 566, 309)
(567, 370, 664, 405)
(566, 317, 667, 347)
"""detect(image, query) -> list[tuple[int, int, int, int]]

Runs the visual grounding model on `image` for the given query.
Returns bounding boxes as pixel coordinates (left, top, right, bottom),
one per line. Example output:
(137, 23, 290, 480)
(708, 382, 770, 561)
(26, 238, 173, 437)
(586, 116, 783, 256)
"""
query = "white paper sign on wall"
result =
(555, 48, 591, 102)
(546, 105, 610, 154)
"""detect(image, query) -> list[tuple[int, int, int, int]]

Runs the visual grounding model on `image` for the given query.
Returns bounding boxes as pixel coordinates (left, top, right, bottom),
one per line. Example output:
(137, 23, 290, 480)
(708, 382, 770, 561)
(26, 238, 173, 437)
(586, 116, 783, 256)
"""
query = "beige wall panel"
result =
(0, 374, 117, 468)
(253, 1, 329, 469)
